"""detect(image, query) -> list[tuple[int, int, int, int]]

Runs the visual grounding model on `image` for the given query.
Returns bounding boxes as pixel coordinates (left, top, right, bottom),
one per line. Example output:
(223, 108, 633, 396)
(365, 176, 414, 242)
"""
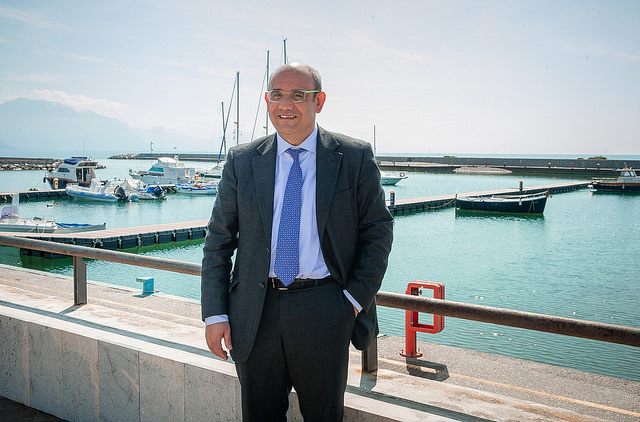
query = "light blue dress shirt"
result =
(269, 127, 329, 280)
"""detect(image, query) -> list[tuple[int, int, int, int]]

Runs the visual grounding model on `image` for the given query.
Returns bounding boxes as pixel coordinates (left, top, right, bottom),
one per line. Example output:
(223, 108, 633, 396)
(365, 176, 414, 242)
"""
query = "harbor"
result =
(1, 155, 639, 420)
(0, 159, 638, 380)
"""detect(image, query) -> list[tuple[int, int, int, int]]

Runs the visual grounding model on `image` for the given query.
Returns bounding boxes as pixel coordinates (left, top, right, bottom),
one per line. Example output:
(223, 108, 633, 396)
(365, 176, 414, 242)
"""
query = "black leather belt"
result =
(269, 276, 333, 291)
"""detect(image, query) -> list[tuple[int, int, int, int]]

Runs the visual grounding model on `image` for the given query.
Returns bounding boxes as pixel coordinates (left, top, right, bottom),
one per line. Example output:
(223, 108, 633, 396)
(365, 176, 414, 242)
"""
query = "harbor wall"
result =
(376, 155, 640, 170)
(0, 300, 409, 421)
(111, 153, 640, 171)
(0, 305, 241, 421)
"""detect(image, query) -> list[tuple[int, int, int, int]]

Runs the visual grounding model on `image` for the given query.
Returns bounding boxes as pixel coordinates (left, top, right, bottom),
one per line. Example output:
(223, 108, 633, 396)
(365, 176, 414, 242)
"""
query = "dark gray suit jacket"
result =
(201, 127, 393, 363)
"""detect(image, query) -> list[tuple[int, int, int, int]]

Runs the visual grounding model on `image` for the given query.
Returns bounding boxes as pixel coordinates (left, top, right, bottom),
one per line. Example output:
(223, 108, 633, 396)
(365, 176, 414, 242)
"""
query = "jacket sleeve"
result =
(344, 144, 394, 314)
(200, 150, 239, 320)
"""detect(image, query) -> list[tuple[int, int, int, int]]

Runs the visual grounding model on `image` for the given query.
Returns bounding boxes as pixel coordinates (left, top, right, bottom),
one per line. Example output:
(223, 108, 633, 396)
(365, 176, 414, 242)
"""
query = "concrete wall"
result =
(0, 307, 242, 422)
(0, 304, 418, 422)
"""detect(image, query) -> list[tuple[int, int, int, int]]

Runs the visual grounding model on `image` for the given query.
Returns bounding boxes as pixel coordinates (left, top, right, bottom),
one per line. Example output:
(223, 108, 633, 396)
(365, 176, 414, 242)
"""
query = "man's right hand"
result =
(205, 322, 232, 360)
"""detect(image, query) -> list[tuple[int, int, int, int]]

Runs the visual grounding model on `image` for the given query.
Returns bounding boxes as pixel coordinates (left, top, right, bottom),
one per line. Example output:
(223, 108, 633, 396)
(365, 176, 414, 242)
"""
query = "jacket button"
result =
(258, 283, 265, 288)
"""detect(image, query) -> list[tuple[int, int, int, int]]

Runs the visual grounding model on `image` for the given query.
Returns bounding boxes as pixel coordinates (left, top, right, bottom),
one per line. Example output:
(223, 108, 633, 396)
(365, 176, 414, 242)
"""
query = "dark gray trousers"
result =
(235, 281, 354, 422)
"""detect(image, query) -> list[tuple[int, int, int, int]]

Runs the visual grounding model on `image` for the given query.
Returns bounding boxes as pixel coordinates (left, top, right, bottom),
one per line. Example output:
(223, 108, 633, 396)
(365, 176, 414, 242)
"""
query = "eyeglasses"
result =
(266, 89, 320, 103)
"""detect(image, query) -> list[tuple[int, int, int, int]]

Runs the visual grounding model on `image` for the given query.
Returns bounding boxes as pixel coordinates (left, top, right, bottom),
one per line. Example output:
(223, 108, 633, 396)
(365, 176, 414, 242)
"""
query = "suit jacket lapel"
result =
(316, 127, 342, 236)
(253, 135, 277, 240)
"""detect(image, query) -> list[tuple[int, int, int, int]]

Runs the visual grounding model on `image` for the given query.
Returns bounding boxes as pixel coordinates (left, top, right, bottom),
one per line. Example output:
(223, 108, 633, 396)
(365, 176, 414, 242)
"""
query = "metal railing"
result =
(1, 234, 639, 373)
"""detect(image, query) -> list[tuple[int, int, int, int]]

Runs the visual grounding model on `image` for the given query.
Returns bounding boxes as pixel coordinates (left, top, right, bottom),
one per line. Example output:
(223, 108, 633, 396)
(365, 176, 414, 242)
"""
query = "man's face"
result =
(265, 68, 326, 146)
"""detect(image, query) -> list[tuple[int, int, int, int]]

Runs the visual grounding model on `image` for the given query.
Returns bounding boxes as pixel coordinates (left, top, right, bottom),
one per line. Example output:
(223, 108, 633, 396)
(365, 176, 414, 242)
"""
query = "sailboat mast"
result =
(235, 71, 240, 145)
(373, 125, 377, 157)
(283, 37, 288, 64)
(221, 102, 227, 155)
(266, 50, 270, 136)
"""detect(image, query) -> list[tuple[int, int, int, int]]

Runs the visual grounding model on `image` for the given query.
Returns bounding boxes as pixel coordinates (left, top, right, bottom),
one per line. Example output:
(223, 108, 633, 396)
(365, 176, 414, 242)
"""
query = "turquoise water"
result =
(1, 157, 639, 381)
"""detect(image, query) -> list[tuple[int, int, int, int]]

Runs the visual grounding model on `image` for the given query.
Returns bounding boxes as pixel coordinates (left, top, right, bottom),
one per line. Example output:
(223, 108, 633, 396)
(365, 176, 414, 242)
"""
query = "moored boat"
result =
(196, 161, 225, 183)
(175, 181, 217, 195)
(0, 194, 106, 233)
(129, 156, 197, 185)
(66, 179, 138, 202)
(118, 178, 166, 200)
(43, 157, 103, 189)
(456, 191, 549, 214)
(380, 170, 407, 186)
(590, 168, 640, 193)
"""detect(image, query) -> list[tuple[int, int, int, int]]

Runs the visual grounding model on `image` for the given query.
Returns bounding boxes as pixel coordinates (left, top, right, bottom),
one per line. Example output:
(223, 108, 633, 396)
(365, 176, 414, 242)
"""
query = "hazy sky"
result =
(1, 1, 638, 155)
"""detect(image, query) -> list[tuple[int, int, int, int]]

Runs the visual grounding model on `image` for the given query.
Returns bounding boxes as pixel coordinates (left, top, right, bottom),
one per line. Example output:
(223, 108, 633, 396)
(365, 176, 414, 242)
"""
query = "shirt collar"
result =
(276, 125, 318, 157)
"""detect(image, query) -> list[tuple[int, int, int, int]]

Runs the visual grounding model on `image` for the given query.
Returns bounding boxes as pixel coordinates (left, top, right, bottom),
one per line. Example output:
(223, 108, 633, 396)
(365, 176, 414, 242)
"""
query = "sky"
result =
(1, 0, 639, 155)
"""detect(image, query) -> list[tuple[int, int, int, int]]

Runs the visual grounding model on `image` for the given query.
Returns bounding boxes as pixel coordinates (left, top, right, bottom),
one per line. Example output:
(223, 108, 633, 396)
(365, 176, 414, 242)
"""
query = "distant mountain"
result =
(0, 99, 151, 154)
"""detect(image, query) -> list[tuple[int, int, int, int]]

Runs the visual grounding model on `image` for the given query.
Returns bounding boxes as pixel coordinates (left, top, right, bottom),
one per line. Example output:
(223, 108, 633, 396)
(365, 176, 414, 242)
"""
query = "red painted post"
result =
(400, 281, 445, 358)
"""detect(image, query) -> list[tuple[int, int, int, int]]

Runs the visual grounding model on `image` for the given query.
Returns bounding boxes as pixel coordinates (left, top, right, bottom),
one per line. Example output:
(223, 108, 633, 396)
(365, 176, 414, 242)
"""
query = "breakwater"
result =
(2, 154, 638, 174)
(0, 157, 60, 171)
(107, 153, 640, 176)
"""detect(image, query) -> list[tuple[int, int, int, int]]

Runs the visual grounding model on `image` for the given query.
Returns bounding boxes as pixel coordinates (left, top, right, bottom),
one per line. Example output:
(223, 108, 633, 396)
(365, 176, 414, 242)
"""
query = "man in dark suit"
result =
(201, 62, 393, 421)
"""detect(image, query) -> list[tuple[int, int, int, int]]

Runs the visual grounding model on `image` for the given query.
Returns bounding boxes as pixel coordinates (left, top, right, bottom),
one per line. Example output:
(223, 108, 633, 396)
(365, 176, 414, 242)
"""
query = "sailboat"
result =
(197, 71, 241, 183)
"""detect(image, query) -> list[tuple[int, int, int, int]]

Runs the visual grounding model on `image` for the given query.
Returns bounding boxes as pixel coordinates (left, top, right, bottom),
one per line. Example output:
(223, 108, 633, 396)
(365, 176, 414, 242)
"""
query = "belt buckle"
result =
(271, 278, 289, 291)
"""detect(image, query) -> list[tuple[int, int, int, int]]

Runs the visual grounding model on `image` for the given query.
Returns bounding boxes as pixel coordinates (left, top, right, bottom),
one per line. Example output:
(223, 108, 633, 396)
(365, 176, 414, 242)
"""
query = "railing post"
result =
(73, 256, 87, 305)
(361, 337, 378, 373)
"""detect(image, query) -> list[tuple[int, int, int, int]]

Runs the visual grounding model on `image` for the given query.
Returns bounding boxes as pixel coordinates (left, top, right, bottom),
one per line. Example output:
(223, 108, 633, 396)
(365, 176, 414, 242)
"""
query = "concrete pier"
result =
(1, 264, 638, 421)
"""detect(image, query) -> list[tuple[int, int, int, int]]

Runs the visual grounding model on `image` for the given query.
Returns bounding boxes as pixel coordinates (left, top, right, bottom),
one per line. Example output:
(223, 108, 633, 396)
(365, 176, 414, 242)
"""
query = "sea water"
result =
(1, 156, 639, 382)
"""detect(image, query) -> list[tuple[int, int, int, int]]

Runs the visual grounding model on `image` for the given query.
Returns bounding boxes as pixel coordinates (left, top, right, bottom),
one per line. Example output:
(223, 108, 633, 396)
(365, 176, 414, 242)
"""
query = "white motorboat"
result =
(118, 178, 166, 200)
(175, 181, 218, 195)
(380, 170, 408, 186)
(66, 179, 139, 202)
(129, 156, 197, 185)
(43, 157, 104, 189)
(0, 194, 106, 233)
(196, 161, 225, 183)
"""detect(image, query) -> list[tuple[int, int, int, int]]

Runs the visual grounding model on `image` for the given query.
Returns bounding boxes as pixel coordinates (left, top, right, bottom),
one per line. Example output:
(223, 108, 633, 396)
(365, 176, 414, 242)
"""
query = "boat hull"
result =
(380, 171, 407, 186)
(0, 220, 106, 233)
(175, 184, 217, 195)
(590, 182, 640, 193)
(456, 195, 548, 214)
(66, 189, 119, 202)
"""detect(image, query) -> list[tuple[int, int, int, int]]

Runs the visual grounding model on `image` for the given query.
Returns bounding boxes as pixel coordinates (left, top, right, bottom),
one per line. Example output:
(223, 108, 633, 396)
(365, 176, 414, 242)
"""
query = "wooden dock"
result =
(387, 181, 590, 214)
(10, 220, 209, 258)
(1, 189, 68, 202)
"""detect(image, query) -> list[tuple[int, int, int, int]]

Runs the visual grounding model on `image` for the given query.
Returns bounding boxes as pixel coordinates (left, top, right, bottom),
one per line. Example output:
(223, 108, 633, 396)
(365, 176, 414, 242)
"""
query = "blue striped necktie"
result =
(274, 148, 303, 286)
